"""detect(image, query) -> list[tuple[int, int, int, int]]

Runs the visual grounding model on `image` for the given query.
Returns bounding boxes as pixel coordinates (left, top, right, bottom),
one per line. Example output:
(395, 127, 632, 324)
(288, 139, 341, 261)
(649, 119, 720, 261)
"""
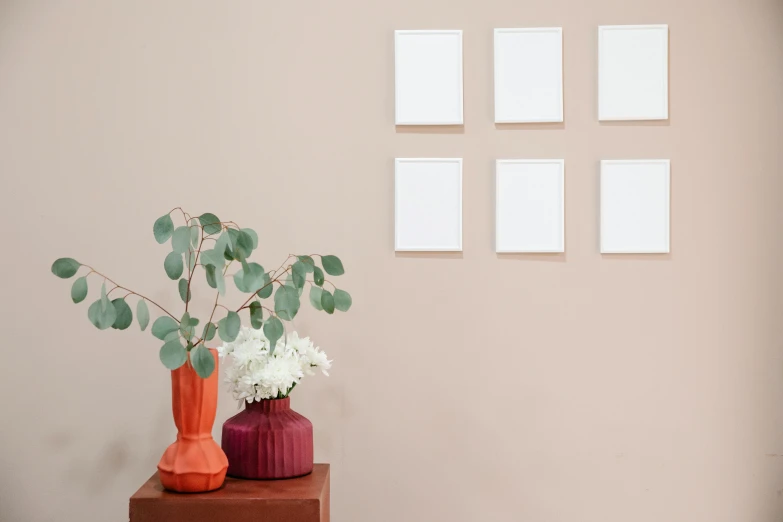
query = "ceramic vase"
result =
(222, 397, 314, 479)
(157, 349, 228, 492)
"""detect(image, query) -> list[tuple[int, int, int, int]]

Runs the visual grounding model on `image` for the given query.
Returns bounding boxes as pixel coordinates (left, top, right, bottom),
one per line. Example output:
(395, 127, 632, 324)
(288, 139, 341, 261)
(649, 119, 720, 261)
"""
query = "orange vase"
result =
(157, 348, 228, 493)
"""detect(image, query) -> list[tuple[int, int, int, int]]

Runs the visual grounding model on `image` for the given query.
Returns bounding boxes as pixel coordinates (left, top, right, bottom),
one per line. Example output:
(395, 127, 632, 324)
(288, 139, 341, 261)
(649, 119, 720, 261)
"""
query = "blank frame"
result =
(601, 160, 670, 254)
(395, 30, 463, 125)
(598, 25, 668, 121)
(395, 159, 463, 251)
(494, 28, 563, 123)
(496, 160, 565, 253)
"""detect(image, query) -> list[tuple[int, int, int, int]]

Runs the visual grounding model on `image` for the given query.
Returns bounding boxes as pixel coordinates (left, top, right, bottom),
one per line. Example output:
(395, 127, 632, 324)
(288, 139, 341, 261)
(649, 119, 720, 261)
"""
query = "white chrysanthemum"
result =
(218, 326, 331, 404)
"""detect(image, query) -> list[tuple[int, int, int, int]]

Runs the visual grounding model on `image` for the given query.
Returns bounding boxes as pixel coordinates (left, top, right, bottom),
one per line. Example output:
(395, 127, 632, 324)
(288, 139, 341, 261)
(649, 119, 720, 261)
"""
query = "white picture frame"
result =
(600, 160, 670, 254)
(395, 158, 463, 251)
(394, 30, 463, 125)
(496, 160, 565, 253)
(598, 25, 669, 121)
(494, 28, 563, 123)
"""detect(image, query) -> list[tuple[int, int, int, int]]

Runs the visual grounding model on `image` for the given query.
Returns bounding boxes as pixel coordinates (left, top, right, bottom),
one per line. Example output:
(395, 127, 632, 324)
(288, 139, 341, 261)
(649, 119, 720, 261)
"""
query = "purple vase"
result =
(221, 397, 314, 479)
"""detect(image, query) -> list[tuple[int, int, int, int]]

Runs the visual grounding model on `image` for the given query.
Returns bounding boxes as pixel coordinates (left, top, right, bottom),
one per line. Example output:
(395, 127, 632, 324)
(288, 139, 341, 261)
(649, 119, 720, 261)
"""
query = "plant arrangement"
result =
(51, 208, 352, 378)
(219, 328, 331, 406)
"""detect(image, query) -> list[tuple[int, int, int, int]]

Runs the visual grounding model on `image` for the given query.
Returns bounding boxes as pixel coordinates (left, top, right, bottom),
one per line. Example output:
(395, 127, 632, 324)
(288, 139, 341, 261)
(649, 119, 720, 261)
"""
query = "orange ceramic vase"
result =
(157, 348, 228, 493)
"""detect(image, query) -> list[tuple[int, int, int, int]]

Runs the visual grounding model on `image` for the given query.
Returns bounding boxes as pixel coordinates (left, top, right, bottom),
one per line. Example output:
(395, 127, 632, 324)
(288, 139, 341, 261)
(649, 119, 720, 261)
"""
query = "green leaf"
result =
(309, 286, 324, 311)
(71, 276, 88, 303)
(242, 228, 259, 249)
(297, 255, 315, 273)
(321, 255, 344, 276)
(320, 289, 335, 314)
(151, 316, 179, 340)
(153, 214, 174, 244)
(274, 285, 300, 321)
(234, 262, 265, 293)
(179, 312, 195, 339)
(225, 311, 240, 339)
(202, 322, 216, 341)
(198, 213, 222, 235)
(100, 282, 111, 312)
(313, 266, 324, 286)
(292, 261, 306, 289)
(87, 298, 117, 330)
(205, 264, 217, 288)
(187, 249, 197, 272)
(189, 219, 200, 247)
(171, 226, 191, 254)
(159, 339, 187, 370)
(334, 289, 352, 312)
(263, 316, 284, 355)
(249, 301, 263, 329)
(164, 330, 180, 342)
(224, 229, 240, 260)
(257, 273, 273, 299)
(137, 300, 150, 331)
(110, 298, 133, 330)
(234, 230, 254, 260)
(200, 249, 224, 269)
(164, 251, 184, 280)
(190, 345, 215, 378)
(178, 278, 191, 303)
(52, 258, 80, 279)
(215, 268, 226, 296)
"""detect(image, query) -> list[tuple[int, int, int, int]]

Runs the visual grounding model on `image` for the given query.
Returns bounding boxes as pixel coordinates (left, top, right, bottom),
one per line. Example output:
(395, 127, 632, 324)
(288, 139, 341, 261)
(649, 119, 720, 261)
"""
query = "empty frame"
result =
(601, 160, 670, 254)
(395, 159, 462, 251)
(395, 30, 463, 125)
(494, 28, 563, 123)
(598, 25, 668, 121)
(496, 160, 564, 253)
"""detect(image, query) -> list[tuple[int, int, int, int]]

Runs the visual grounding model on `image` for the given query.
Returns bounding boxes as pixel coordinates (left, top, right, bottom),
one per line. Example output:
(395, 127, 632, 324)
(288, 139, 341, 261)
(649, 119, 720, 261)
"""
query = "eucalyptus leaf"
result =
(292, 261, 306, 289)
(201, 249, 224, 269)
(234, 262, 265, 293)
(164, 330, 180, 342)
(257, 273, 273, 299)
(178, 278, 191, 303)
(297, 255, 315, 273)
(334, 289, 352, 312)
(100, 282, 110, 312)
(320, 289, 335, 314)
(274, 285, 300, 321)
(249, 301, 263, 329)
(190, 345, 215, 378)
(189, 219, 200, 247)
(199, 213, 222, 235)
(263, 316, 283, 355)
(171, 226, 191, 254)
(110, 298, 133, 330)
(321, 255, 344, 276)
(159, 339, 187, 370)
(225, 311, 240, 339)
(215, 268, 226, 296)
(242, 228, 259, 249)
(71, 276, 88, 303)
(205, 264, 217, 289)
(309, 286, 324, 311)
(164, 251, 184, 280)
(136, 300, 150, 331)
(234, 230, 254, 260)
(313, 266, 324, 286)
(187, 250, 197, 272)
(87, 298, 117, 330)
(52, 258, 80, 279)
(153, 214, 174, 244)
(202, 322, 216, 341)
(151, 316, 179, 340)
(179, 312, 195, 339)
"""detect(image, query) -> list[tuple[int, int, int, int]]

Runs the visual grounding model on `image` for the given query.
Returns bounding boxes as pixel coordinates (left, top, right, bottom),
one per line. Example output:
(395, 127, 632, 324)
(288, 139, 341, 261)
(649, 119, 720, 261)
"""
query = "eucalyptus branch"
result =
(82, 266, 179, 321)
(184, 226, 205, 314)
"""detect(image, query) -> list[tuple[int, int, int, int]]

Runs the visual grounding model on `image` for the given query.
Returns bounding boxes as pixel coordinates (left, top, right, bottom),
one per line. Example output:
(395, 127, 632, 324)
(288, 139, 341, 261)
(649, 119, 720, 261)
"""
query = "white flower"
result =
(218, 326, 332, 404)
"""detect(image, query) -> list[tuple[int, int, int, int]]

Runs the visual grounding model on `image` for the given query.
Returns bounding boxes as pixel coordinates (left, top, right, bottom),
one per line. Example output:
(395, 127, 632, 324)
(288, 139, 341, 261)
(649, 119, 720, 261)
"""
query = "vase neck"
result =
(245, 397, 291, 413)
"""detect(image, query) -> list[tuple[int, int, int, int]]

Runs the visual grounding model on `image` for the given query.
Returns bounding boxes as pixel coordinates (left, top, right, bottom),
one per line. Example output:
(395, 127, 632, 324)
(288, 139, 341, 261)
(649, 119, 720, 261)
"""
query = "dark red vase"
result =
(221, 397, 314, 479)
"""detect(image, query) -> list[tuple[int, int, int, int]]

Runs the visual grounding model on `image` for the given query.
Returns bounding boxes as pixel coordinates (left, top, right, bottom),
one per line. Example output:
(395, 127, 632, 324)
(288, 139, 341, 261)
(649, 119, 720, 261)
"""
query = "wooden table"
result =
(129, 464, 329, 522)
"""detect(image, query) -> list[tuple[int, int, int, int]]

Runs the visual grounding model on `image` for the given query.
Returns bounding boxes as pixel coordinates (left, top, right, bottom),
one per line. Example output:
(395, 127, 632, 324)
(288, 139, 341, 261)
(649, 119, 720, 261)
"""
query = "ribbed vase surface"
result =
(221, 397, 314, 479)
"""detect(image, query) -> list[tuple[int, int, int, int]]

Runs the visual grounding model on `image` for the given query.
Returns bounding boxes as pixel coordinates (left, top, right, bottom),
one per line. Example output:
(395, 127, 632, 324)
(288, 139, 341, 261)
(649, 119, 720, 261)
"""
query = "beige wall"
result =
(2, 0, 783, 520)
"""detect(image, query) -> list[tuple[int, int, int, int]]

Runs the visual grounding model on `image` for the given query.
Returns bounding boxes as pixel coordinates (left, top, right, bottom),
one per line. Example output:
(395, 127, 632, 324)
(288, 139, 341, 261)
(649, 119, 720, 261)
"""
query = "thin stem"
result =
(81, 266, 179, 321)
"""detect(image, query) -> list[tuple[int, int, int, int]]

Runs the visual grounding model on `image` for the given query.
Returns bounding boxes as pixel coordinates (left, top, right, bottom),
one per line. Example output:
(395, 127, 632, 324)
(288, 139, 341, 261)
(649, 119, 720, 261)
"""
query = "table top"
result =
(130, 465, 330, 522)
